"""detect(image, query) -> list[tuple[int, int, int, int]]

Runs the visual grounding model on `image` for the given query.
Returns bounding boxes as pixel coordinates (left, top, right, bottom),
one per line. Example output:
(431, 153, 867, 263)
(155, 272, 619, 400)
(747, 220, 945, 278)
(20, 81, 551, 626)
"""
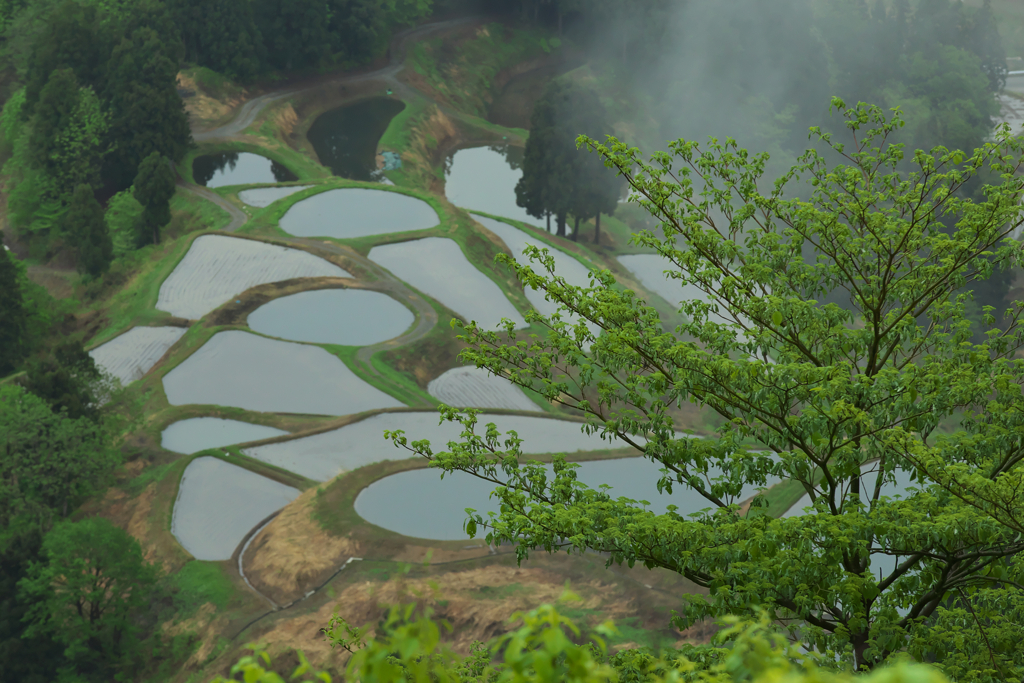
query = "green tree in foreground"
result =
(23, 340, 107, 420)
(0, 246, 27, 376)
(66, 183, 112, 276)
(19, 517, 159, 683)
(213, 599, 953, 683)
(391, 102, 1024, 676)
(132, 150, 175, 245)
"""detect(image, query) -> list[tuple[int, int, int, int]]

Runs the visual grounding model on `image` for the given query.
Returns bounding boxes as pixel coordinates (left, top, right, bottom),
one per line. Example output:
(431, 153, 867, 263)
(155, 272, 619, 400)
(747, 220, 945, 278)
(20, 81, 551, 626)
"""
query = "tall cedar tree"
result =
(104, 28, 191, 189)
(132, 151, 176, 245)
(65, 184, 112, 276)
(22, 341, 103, 420)
(0, 246, 27, 376)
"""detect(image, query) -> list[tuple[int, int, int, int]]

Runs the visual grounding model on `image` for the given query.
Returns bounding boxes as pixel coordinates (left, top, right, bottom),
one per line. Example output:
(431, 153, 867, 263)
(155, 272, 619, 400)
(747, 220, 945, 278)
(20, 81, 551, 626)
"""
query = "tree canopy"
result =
(393, 102, 1024, 677)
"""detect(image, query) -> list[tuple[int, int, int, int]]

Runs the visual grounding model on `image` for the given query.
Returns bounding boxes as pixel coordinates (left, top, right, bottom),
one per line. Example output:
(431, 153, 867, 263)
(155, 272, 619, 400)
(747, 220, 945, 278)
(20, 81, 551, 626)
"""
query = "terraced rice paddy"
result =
(193, 152, 297, 188)
(368, 237, 527, 330)
(238, 185, 313, 208)
(427, 366, 540, 412)
(161, 417, 288, 454)
(171, 457, 300, 560)
(278, 188, 438, 239)
(89, 326, 187, 385)
(444, 146, 536, 225)
(157, 235, 351, 320)
(247, 289, 414, 345)
(242, 411, 634, 482)
(356, 457, 779, 540)
(162, 330, 403, 415)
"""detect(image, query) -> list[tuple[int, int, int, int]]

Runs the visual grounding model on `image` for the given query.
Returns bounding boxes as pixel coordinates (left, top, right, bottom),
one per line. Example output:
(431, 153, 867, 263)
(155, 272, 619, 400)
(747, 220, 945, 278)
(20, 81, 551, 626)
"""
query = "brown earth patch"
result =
(99, 483, 165, 567)
(26, 264, 76, 299)
(163, 603, 233, 671)
(178, 73, 246, 128)
(402, 105, 461, 193)
(273, 103, 299, 138)
(244, 487, 361, 605)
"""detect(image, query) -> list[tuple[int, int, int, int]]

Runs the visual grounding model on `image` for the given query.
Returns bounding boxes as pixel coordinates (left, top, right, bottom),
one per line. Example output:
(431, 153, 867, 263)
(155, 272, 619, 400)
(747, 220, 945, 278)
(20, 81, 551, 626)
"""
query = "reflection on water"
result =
(161, 417, 287, 454)
(193, 152, 297, 188)
(248, 289, 414, 346)
(279, 188, 438, 239)
(355, 456, 779, 540)
(171, 457, 299, 560)
(307, 97, 406, 181)
(444, 145, 536, 226)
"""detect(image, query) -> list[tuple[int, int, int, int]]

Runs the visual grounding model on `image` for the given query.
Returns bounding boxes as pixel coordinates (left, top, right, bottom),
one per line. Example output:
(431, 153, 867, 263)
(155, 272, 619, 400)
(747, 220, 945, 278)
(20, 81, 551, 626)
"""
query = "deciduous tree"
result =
(394, 102, 1024, 676)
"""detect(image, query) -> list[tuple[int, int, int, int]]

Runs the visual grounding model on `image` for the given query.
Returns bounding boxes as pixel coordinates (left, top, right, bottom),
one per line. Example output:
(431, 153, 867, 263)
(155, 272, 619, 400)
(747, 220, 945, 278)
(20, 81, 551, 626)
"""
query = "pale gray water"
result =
(279, 188, 438, 239)
(162, 330, 404, 415)
(427, 366, 541, 412)
(445, 146, 538, 226)
(193, 152, 297, 188)
(368, 237, 528, 330)
(247, 289, 414, 345)
(161, 417, 288, 454)
(238, 185, 313, 208)
(242, 411, 644, 482)
(171, 457, 300, 560)
(355, 456, 779, 540)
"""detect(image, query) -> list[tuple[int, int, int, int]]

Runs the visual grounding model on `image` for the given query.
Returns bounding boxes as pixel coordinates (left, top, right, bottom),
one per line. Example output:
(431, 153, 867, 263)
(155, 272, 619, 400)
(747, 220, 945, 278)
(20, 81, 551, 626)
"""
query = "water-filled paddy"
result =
(356, 456, 779, 540)
(368, 237, 527, 330)
(157, 235, 350, 320)
(193, 152, 297, 188)
(89, 326, 186, 385)
(238, 185, 313, 208)
(278, 188, 438, 239)
(427, 366, 541, 412)
(162, 330, 403, 415)
(307, 97, 405, 180)
(444, 145, 536, 225)
(171, 457, 300, 560)
(161, 418, 288, 454)
(242, 412, 637, 482)
(247, 289, 414, 345)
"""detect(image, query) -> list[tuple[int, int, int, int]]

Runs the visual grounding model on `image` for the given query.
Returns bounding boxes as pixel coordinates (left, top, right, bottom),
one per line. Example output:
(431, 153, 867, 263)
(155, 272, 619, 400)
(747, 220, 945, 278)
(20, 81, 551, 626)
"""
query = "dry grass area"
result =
(177, 73, 246, 128)
(244, 487, 360, 605)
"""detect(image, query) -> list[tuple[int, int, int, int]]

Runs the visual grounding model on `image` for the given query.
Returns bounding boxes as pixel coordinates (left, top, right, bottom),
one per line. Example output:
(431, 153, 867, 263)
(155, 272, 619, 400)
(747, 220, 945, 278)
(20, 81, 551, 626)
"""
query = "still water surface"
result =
(307, 97, 405, 180)
(193, 152, 297, 188)
(279, 188, 438, 239)
(444, 145, 537, 226)
(161, 417, 288, 454)
(355, 456, 779, 540)
(248, 289, 414, 345)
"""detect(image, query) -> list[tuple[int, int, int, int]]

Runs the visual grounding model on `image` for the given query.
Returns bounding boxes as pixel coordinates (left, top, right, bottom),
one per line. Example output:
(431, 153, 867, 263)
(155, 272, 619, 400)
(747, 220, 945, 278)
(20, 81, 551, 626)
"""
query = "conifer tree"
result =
(65, 184, 111, 276)
(0, 246, 27, 376)
(132, 151, 175, 245)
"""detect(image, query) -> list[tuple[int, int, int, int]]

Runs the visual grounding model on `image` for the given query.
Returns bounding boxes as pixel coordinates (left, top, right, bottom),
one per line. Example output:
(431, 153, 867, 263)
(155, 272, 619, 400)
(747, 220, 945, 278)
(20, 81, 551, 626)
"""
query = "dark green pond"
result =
(192, 152, 297, 188)
(307, 97, 406, 181)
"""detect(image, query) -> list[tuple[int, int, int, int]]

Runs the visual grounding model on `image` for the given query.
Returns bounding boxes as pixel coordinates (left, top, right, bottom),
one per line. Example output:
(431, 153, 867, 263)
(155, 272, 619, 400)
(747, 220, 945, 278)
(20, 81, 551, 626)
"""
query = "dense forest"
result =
(0, 0, 1020, 681)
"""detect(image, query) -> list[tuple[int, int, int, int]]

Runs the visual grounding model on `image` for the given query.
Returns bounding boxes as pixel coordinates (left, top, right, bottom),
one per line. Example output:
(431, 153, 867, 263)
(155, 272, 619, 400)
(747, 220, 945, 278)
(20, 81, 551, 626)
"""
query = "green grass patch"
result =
(181, 66, 245, 102)
(172, 561, 240, 617)
(166, 189, 232, 239)
(124, 458, 183, 497)
(322, 343, 435, 408)
(217, 447, 317, 491)
(757, 478, 807, 519)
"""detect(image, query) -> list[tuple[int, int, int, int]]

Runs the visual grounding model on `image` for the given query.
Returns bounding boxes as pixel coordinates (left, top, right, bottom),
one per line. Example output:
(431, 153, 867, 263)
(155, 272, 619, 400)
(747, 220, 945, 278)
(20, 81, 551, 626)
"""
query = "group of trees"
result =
(515, 80, 621, 242)
(0, 0, 190, 275)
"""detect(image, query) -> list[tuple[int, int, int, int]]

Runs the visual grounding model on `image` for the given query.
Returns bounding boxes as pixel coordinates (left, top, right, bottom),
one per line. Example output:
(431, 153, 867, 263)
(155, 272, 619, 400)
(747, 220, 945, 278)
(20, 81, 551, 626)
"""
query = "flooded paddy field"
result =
(427, 366, 540, 412)
(444, 145, 536, 226)
(193, 152, 297, 188)
(171, 456, 300, 560)
(368, 237, 527, 330)
(89, 326, 186, 385)
(247, 289, 414, 345)
(242, 411, 635, 482)
(161, 330, 404, 415)
(161, 417, 288, 454)
(238, 185, 313, 208)
(356, 456, 779, 540)
(157, 235, 351, 320)
(307, 97, 405, 180)
(278, 188, 438, 239)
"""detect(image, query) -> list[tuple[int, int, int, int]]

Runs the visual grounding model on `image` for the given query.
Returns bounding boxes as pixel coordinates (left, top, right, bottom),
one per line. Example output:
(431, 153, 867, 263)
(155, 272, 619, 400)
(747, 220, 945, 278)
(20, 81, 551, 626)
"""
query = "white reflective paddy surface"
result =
(247, 289, 414, 346)
(279, 188, 438, 239)
(162, 330, 403, 415)
(89, 326, 186, 385)
(161, 417, 288, 454)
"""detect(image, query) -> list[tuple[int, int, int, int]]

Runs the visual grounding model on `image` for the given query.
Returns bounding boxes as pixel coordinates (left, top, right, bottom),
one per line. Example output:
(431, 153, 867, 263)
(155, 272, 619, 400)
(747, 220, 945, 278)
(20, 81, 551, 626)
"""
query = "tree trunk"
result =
(595, 212, 601, 245)
(556, 212, 566, 236)
(572, 215, 580, 242)
(546, 211, 551, 233)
